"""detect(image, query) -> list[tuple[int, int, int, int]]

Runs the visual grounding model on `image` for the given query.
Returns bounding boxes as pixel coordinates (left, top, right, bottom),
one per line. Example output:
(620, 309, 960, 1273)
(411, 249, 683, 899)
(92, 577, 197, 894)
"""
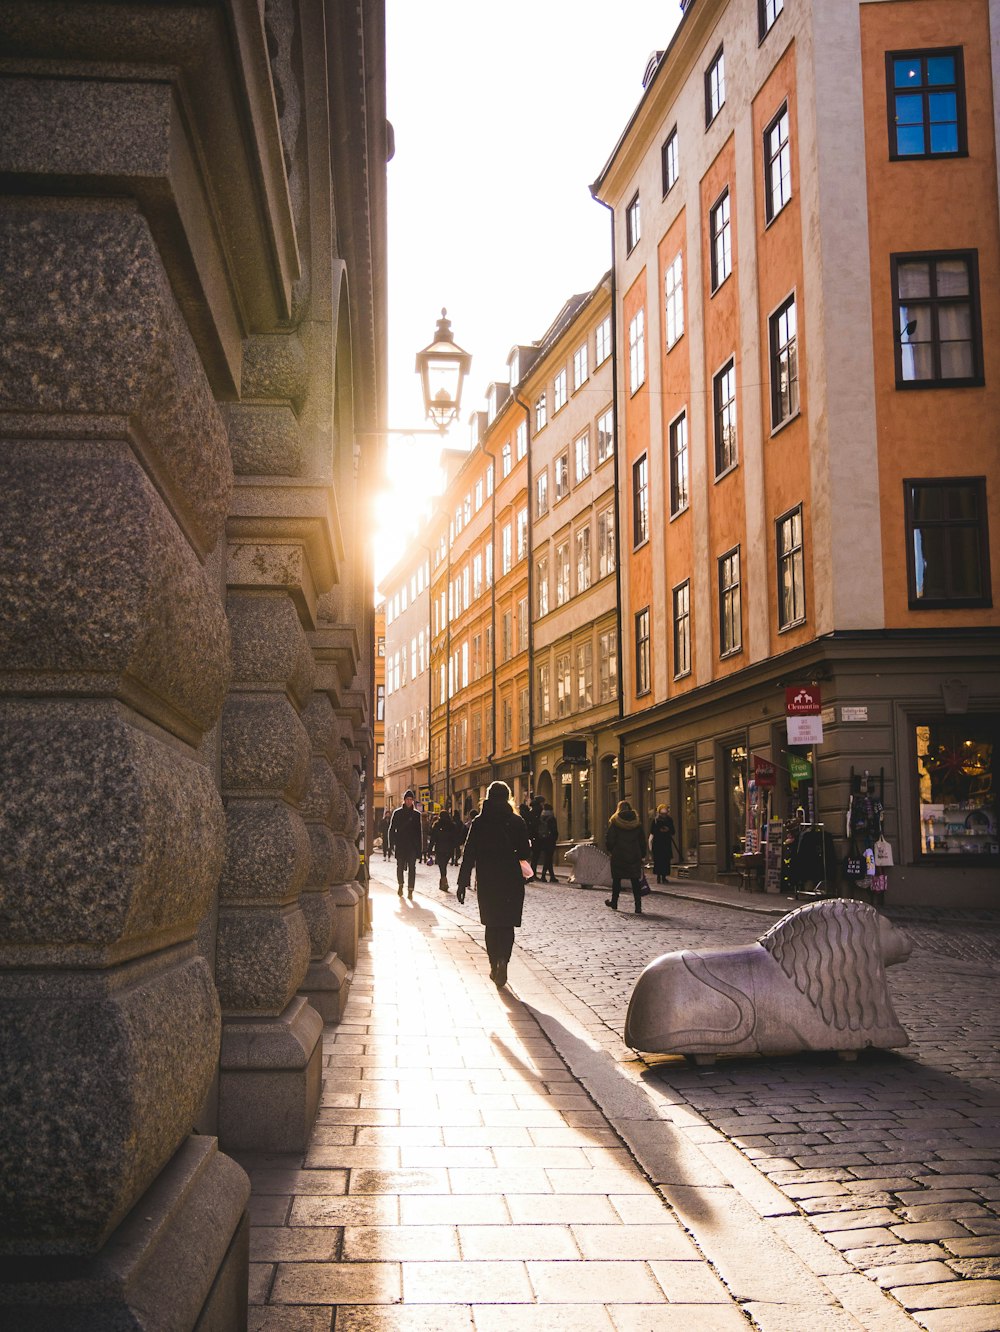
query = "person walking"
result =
(535, 802, 558, 882)
(387, 789, 422, 899)
(649, 804, 678, 883)
(527, 796, 544, 876)
(430, 808, 461, 893)
(605, 799, 646, 914)
(456, 781, 531, 990)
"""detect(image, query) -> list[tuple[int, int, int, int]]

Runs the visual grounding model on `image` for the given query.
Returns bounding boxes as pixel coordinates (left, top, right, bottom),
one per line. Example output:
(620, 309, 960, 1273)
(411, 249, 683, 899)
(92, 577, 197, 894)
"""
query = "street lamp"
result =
(415, 309, 472, 433)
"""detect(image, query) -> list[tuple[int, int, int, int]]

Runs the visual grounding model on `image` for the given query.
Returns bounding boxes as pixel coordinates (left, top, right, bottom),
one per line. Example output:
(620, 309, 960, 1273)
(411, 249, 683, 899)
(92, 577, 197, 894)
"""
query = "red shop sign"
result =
(785, 685, 822, 716)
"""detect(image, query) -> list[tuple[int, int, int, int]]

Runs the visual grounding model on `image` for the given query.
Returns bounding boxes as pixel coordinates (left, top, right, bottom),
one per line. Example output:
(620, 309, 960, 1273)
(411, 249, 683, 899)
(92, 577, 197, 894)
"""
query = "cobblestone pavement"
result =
(436, 865, 1000, 1332)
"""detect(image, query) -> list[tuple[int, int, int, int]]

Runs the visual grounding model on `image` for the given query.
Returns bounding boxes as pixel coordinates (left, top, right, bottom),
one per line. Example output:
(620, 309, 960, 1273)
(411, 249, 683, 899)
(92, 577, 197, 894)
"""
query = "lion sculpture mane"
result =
(625, 899, 912, 1062)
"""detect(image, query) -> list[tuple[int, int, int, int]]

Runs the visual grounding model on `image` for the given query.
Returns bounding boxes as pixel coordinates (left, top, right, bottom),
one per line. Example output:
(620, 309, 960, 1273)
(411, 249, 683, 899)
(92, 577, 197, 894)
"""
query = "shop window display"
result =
(916, 720, 997, 861)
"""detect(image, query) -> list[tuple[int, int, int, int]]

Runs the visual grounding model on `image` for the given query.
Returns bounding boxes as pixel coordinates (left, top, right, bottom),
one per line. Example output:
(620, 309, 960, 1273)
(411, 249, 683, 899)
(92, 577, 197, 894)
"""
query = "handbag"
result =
(519, 859, 535, 881)
(844, 854, 863, 879)
(874, 838, 893, 867)
(639, 873, 651, 897)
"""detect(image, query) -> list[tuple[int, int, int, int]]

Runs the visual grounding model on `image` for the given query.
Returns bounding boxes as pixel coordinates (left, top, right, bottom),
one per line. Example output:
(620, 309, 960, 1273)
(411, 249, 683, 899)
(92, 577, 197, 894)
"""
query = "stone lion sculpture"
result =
(625, 899, 912, 1063)
(565, 842, 614, 888)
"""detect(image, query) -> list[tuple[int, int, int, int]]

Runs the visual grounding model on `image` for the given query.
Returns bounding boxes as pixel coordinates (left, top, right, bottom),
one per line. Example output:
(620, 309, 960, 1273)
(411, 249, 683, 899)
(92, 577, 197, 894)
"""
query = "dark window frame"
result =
(705, 45, 725, 127)
(669, 409, 689, 518)
(625, 191, 641, 253)
(713, 357, 738, 476)
(758, 0, 784, 42)
(769, 291, 799, 430)
(718, 546, 742, 658)
(672, 579, 691, 680)
(776, 503, 807, 630)
(891, 249, 984, 389)
(904, 476, 992, 609)
(885, 47, 967, 161)
(632, 453, 649, 548)
(635, 607, 651, 696)
(709, 187, 732, 292)
(763, 101, 791, 225)
(661, 126, 679, 195)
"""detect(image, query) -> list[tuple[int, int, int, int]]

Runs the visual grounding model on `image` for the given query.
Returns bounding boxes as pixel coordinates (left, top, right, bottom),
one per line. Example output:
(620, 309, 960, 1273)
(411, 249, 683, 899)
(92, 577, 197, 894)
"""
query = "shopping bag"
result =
(519, 859, 536, 882)
(874, 838, 894, 867)
(639, 873, 651, 897)
(844, 855, 863, 878)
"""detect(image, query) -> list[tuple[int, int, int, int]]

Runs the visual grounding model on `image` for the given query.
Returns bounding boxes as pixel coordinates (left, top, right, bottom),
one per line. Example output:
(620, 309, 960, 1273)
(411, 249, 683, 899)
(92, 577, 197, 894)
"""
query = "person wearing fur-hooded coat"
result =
(605, 800, 645, 914)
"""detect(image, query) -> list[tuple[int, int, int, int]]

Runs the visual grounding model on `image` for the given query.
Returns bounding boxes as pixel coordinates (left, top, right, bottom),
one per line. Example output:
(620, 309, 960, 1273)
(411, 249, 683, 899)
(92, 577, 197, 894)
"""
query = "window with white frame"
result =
(710, 189, 732, 290)
(502, 697, 512, 750)
(596, 407, 614, 464)
(486, 462, 494, 495)
(472, 632, 481, 680)
(576, 641, 593, 708)
(628, 308, 645, 392)
(705, 46, 725, 125)
(517, 596, 528, 651)
(518, 687, 529, 744)
(573, 343, 588, 389)
(553, 368, 567, 413)
(537, 661, 550, 723)
(473, 553, 483, 599)
(475, 478, 483, 510)
(599, 628, 618, 702)
(535, 392, 547, 431)
(472, 710, 482, 758)
(555, 452, 570, 501)
(516, 505, 528, 561)
(556, 652, 571, 718)
(764, 102, 792, 223)
(486, 543, 493, 586)
(626, 192, 641, 252)
(598, 506, 616, 578)
(502, 523, 512, 574)
(536, 468, 549, 517)
(461, 640, 468, 688)
(662, 126, 679, 194)
(516, 420, 527, 460)
(502, 610, 512, 662)
(635, 609, 651, 695)
(536, 553, 549, 616)
(664, 251, 684, 349)
(501, 441, 512, 477)
(595, 315, 611, 365)
(575, 430, 590, 482)
(556, 541, 570, 606)
(672, 580, 691, 678)
(576, 525, 591, 594)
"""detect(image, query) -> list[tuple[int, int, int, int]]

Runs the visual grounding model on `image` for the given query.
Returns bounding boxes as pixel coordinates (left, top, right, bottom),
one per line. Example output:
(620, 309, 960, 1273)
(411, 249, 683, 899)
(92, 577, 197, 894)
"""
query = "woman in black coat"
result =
(456, 780, 531, 989)
(605, 799, 646, 914)
(649, 805, 677, 883)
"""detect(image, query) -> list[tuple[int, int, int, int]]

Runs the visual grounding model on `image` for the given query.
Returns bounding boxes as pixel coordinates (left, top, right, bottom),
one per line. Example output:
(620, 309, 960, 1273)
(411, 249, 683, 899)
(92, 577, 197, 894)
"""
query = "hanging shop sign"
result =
(753, 755, 777, 789)
(786, 684, 823, 745)
(788, 753, 814, 785)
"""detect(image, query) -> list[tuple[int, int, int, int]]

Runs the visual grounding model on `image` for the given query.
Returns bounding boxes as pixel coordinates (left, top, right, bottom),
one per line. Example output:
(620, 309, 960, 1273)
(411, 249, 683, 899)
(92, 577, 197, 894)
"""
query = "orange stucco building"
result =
(593, 0, 999, 906)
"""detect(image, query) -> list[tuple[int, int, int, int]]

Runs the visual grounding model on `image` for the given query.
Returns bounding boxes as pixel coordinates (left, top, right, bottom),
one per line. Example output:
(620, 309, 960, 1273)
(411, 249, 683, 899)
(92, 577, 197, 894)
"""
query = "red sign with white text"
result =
(785, 685, 822, 716)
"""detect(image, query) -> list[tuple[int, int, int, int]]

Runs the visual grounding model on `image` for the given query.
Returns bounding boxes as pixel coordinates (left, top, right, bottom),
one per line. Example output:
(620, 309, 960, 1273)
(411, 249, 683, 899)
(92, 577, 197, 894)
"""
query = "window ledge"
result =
(764, 197, 791, 231)
(719, 646, 743, 661)
(895, 376, 984, 391)
(665, 331, 685, 354)
(669, 504, 689, 523)
(769, 408, 801, 438)
(777, 617, 807, 634)
(710, 271, 732, 298)
(714, 462, 738, 484)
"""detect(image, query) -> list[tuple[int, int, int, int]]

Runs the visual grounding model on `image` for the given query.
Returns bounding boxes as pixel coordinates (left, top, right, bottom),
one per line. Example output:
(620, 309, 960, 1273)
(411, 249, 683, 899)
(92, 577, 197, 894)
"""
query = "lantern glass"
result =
(415, 309, 471, 432)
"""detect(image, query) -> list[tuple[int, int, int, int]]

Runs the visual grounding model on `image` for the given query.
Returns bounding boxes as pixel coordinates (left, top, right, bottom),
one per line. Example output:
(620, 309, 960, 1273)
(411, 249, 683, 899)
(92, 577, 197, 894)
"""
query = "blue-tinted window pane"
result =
(895, 93, 924, 125)
(926, 55, 956, 86)
(894, 57, 922, 88)
(929, 91, 957, 122)
(929, 122, 959, 153)
(896, 124, 926, 155)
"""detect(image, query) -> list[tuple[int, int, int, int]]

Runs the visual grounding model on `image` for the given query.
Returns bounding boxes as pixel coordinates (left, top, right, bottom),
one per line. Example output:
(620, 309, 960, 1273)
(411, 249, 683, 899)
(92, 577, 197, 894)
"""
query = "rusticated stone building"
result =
(0, 0, 388, 1325)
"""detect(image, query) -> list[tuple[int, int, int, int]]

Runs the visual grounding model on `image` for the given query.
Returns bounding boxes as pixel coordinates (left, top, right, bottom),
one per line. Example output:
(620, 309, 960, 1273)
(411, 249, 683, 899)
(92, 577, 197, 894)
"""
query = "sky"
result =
(374, 0, 684, 589)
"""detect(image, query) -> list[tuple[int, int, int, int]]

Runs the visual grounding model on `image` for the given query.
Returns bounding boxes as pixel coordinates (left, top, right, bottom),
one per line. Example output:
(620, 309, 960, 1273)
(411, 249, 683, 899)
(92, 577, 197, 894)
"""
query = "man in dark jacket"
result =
(388, 790, 423, 899)
(535, 803, 558, 882)
(429, 809, 462, 893)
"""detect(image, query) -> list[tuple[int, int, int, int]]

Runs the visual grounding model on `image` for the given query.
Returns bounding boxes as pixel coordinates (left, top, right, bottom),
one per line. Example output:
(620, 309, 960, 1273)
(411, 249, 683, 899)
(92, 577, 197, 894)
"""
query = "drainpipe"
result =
(593, 197, 625, 800)
(481, 433, 499, 787)
(444, 538, 451, 810)
(513, 389, 533, 799)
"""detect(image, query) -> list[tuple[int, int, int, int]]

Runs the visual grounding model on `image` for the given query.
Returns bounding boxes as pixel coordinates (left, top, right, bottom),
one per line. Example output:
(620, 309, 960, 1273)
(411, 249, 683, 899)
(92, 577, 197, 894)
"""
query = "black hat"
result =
(403, 789, 415, 800)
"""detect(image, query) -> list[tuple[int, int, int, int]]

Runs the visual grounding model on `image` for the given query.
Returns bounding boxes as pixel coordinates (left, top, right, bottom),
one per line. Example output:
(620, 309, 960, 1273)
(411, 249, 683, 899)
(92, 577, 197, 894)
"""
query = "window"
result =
(461, 641, 468, 688)
(537, 662, 551, 723)
(719, 547, 742, 656)
(376, 743, 384, 778)
(517, 506, 528, 561)
(485, 542, 493, 587)
(473, 553, 483, 599)
(669, 411, 689, 517)
(502, 698, 512, 751)
(893, 251, 982, 387)
(555, 452, 570, 501)
(536, 469, 549, 517)
(672, 580, 691, 678)
(517, 596, 528, 651)
(556, 541, 570, 606)
(769, 294, 799, 428)
(596, 407, 614, 464)
(664, 252, 684, 349)
(486, 462, 494, 496)
(705, 46, 725, 125)
(764, 103, 791, 223)
(595, 315, 612, 365)
(502, 610, 512, 662)
(516, 420, 528, 460)
(887, 49, 966, 159)
(915, 718, 997, 862)
(472, 711, 482, 759)
(626, 192, 641, 252)
(377, 635, 385, 657)
(905, 478, 991, 607)
(472, 632, 481, 680)
(376, 683, 385, 721)
(777, 505, 806, 628)
(662, 127, 679, 194)
(573, 343, 588, 390)
(475, 479, 483, 510)
(599, 628, 618, 702)
(536, 554, 549, 616)
(710, 189, 732, 291)
(632, 454, 648, 547)
(501, 441, 512, 477)
(556, 653, 571, 718)
(576, 641, 593, 709)
(758, 0, 783, 40)
(575, 430, 590, 482)
(598, 507, 616, 578)
(576, 525, 591, 594)
(519, 687, 529, 744)
(502, 523, 512, 575)
(535, 392, 547, 431)
(485, 624, 493, 669)
(635, 609, 651, 696)
(553, 368, 568, 413)
(713, 359, 737, 475)
(628, 308, 645, 392)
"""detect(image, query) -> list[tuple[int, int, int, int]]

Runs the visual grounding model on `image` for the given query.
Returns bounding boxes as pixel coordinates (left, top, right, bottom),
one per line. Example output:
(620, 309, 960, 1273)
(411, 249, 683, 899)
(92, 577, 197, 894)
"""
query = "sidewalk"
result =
(240, 864, 927, 1331)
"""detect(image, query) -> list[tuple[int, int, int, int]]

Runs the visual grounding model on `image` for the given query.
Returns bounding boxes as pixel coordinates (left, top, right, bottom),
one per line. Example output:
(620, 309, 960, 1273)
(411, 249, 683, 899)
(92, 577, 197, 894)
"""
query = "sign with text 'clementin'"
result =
(786, 684, 823, 745)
